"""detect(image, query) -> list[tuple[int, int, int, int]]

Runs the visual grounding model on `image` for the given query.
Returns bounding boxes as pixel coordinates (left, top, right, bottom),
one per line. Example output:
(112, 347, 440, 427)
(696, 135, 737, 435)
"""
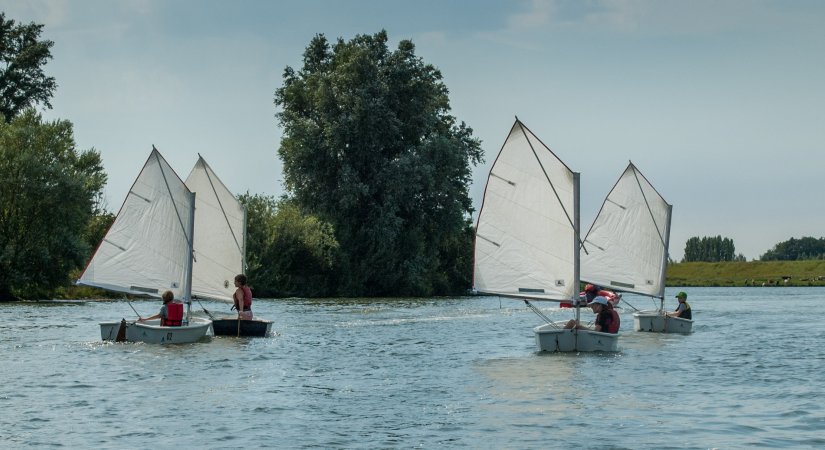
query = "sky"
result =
(2, 0, 824, 261)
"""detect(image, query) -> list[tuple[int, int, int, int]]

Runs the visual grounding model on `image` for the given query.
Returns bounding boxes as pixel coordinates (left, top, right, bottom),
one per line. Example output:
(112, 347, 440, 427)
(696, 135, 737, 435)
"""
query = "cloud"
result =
(501, 0, 809, 36)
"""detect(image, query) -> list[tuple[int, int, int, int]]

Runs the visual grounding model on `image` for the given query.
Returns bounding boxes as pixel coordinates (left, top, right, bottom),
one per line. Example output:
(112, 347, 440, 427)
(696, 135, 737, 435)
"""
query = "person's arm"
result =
(233, 288, 242, 315)
(139, 305, 166, 322)
(592, 312, 604, 331)
(667, 304, 685, 317)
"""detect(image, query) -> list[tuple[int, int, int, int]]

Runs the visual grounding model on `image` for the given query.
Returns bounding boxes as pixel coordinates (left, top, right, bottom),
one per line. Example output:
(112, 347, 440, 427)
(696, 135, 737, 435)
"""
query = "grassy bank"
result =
(23, 260, 825, 300)
(667, 260, 825, 287)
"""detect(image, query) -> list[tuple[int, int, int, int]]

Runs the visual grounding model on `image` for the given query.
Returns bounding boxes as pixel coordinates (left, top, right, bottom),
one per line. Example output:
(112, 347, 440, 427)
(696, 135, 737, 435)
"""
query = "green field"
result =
(667, 260, 825, 287)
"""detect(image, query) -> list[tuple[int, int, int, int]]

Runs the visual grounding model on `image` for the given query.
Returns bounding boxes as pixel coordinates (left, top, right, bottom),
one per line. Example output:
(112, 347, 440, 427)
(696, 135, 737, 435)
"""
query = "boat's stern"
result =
(534, 322, 619, 352)
(634, 311, 693, 333)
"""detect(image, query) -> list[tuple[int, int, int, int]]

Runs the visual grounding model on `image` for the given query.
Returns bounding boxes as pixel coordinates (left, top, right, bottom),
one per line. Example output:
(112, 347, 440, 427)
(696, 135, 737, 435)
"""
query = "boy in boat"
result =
(564, 296, 620, 333)
(667, 291, 692, 319)
(137, 290, 183, 326)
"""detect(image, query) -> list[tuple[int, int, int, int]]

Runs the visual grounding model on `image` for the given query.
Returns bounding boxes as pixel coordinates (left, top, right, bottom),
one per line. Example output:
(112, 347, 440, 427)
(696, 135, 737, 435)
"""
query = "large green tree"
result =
(0, 110, 106, 300)
(0, 13, 57, 122)
(683, 235, 737, 262)
(240, 194, 339, 297)
(275, 31, 482, 296)
(761, 236, 825, 261)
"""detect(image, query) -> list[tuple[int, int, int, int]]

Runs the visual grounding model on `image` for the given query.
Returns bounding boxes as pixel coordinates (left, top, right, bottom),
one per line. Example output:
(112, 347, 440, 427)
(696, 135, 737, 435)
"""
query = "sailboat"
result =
(184, 155, 272, 337)
(580, 162, 691, 333)
(473, 118, 619, 352)
(79, 148, 212, 344)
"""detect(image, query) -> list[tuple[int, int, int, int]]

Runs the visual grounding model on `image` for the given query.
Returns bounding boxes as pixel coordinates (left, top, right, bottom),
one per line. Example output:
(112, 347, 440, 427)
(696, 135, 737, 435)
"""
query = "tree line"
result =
(681, 235, 825, 263)
(760, 237, 825, 261)
(1, 18, 480, 300)
(682, 235, 744, 262)
(3, 12, 821, 300)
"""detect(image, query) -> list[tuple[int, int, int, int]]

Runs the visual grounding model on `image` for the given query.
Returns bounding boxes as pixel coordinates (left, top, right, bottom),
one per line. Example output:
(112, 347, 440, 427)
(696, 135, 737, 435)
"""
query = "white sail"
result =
(184, 155, 246, 303)
(78, 149, 195, 299)
(473, 119, 578, 301)
(581, 162, 672, 298)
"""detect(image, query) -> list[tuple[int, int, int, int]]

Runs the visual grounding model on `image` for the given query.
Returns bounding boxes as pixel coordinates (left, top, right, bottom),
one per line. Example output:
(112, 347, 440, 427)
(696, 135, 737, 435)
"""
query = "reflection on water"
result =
(2, 287, 825, 448)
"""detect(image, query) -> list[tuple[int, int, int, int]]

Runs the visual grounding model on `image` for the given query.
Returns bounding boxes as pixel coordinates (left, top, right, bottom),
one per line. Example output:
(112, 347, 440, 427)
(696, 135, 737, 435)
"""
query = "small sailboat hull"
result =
(99, 317, 212, 344)
(633, 311, 693, 333)
(212, 318, 273, 337)
(534, 322, 620, 352)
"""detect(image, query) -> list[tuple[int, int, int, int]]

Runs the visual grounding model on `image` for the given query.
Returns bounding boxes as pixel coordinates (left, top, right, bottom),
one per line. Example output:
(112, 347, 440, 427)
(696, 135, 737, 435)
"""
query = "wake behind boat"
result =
(473, 118, 619, 352)
(78, 148, 211, 344)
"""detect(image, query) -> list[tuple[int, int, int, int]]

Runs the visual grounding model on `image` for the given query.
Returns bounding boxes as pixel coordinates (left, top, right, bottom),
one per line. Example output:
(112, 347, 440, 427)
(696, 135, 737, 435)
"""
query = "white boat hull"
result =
(633, 310, 693, 333)
(533, 321, 620, 352)
(100, 317, 212, 344)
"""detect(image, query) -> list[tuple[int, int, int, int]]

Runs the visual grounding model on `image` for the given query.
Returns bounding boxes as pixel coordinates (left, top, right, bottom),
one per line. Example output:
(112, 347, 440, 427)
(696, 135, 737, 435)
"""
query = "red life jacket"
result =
(235, 286, 253, 311)
(242, 286, 252, 309)
(607, 308, 620, 333)
(162, 302, 183, 327)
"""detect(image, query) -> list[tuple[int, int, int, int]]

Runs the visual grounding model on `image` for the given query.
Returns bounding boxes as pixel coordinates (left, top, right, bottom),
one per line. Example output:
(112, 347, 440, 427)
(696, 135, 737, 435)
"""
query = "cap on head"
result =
(591, 296, 609, 306)
(675, 291, 687, 299)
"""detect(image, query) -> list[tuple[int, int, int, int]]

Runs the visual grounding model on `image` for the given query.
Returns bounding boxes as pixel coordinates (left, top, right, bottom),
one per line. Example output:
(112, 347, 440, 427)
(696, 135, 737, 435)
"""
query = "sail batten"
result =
(185, 156, 246, 303)
(581, 162, 671, 299)
(473, 120, 577, 302)
(77, 149, 194, 300)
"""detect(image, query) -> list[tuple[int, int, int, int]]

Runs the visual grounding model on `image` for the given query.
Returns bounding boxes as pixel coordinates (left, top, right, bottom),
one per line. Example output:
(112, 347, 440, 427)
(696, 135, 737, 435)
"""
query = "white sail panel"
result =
(473, 120, 577, 301)
(581, 163, 671, 298)
(78, 149, 194, 299)
(185, 156, 246, 302)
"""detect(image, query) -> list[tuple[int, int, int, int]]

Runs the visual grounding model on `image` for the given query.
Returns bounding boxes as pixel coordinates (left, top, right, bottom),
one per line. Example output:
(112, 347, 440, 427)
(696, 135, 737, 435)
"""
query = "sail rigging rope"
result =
(630, 163, 667, 248)
(153, 150, 194, 248)
(524, 300, 560, 327)
(198, 156, 244, 255)
(515, 120, 580, 245)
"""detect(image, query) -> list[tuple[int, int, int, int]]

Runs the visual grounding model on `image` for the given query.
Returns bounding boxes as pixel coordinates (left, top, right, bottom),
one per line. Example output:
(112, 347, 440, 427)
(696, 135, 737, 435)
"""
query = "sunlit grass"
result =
(667, 260, 825, 287)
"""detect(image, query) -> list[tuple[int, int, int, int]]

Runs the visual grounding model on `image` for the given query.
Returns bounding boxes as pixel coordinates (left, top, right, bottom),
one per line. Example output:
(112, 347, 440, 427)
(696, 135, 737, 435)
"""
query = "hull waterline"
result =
(212, 318, 273, 337)
(100, 317, 212, 344)
(534, 321, 620, 352)
(633, 310, 693, 333)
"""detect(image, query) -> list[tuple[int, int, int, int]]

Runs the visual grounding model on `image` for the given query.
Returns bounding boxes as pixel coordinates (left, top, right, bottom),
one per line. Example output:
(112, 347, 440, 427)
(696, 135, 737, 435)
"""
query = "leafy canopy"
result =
(682, 235, 742, 262)
(760, 236, 825, 261)
(239, 193, 338, 297)
(0, 110, 106, 300)
(0, 13, 57, 122)
(274, 30, 482, 296)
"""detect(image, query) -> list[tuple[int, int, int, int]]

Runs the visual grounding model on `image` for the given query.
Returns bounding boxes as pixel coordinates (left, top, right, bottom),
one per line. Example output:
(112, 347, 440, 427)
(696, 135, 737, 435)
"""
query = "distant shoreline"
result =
(667, 260, 825, 287)
(4, 259, 825, 301)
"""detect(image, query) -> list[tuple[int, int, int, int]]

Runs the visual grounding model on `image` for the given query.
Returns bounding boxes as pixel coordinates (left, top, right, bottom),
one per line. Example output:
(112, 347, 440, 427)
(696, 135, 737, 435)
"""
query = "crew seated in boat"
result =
(138, 290, 183, 326)
(666, 291, 692, 320)
(564, 296, 620, 333)
(581, 284, 621, 306)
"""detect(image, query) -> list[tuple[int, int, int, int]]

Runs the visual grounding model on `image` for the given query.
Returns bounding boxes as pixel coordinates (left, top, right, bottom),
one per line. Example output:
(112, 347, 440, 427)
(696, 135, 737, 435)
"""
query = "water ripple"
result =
(2, 288, 825, 448)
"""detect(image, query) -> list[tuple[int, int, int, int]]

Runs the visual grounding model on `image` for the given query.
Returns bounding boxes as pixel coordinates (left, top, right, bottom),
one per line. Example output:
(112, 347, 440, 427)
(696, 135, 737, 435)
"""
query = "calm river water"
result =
(2, 287, 824, 449)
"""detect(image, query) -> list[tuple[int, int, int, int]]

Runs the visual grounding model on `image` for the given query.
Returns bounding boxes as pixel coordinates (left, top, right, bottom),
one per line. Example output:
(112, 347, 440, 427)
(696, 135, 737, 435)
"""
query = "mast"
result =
(242, 204, 248, 275)
(573, 172, 581, 327)
(184, 191, 196, 323)
(658, 203, 673, 311)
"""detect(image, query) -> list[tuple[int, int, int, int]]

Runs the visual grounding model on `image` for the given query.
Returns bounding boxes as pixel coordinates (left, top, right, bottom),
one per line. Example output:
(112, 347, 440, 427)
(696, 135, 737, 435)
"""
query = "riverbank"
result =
(667, 260, 825, 287)
(14, 260, 825, 301)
